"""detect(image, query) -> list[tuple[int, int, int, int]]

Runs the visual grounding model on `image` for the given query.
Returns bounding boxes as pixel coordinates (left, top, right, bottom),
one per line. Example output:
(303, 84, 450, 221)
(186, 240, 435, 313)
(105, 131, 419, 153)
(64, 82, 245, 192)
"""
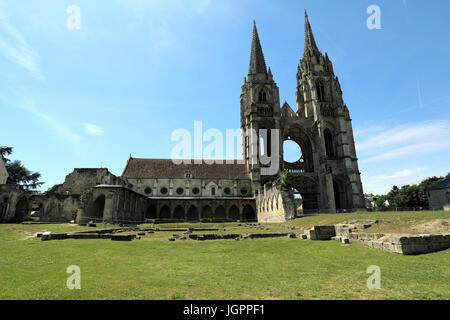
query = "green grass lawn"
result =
(0, 211, 449, 300)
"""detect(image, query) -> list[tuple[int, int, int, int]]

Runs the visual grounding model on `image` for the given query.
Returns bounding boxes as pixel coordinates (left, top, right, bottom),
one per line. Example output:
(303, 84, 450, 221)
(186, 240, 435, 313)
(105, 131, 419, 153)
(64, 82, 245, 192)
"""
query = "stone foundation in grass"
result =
(308, 222, 450, 255)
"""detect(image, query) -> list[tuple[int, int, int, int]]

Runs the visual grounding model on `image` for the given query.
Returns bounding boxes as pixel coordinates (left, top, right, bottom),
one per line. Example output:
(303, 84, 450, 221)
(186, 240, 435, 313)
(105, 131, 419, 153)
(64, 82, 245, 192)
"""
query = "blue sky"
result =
(1, 0, 449, 195)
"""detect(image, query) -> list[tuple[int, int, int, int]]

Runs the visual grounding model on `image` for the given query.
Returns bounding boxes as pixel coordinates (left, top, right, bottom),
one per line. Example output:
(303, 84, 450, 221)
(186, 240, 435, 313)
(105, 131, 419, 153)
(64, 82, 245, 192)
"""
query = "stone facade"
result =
(256, 184, 296, 223)
(241, 13, 365, 217)
(427, 178, 450, 211)
(0, 157, 8, 185)
(121, 159, 257, 221)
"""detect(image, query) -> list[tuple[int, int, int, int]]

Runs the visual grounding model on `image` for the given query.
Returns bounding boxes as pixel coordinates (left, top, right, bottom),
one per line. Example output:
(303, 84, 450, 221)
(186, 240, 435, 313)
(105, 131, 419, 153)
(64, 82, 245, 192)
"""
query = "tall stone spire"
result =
(304, 10, 319, 57)
(249, 21, 267, 75)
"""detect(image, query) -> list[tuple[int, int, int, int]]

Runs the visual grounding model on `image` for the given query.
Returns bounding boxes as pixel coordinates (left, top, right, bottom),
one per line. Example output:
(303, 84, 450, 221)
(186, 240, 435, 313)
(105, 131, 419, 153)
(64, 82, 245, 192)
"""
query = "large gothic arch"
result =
(283, 126, 315, 173)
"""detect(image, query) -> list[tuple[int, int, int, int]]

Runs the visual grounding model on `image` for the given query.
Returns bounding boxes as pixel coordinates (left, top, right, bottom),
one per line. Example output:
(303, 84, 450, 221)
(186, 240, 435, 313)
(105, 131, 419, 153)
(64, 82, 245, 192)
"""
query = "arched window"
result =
(259, 89, 267, 102)
(316, 81, 325, 101)
(324, 129, 336, 157)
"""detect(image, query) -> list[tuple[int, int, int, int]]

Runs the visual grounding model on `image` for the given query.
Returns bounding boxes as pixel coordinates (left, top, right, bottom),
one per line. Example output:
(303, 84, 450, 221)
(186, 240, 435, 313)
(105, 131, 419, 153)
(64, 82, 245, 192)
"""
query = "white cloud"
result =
(356, 120, 450, 163)
(83, 123, 104, 136)
(0, 93, 81, 143)
(0, 5, 43, 79)
(362, 168, 428, 195)
(372, 168, 424, 180)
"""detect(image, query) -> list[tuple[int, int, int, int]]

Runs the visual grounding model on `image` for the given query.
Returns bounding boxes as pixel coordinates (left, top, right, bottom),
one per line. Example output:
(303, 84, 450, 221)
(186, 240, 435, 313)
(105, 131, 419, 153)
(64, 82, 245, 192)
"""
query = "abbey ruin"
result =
(0, 12, 365, 224)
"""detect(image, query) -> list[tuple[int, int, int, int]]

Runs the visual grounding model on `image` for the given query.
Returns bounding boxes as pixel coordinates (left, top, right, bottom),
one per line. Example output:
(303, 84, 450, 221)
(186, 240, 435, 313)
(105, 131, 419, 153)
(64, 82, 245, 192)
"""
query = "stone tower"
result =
(240, 22, 282, 187)
(243, 13, 365, 214)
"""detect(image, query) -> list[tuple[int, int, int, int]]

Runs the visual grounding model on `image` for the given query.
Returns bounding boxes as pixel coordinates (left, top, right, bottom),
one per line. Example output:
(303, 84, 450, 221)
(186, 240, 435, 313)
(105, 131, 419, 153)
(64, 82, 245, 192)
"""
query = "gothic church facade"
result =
(245, 12, 365, 219)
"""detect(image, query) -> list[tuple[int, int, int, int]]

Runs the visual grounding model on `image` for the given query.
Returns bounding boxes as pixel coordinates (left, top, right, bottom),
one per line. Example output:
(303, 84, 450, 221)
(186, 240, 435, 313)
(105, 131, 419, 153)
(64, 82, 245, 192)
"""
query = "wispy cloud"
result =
(361, 168, 431, 195)
(372, 168, 425, 180)
(356, 120, 450, 163)
(83, 123, 104, 136)
(0, 5, 43, 79)
(19, 98, 81, 143)
(0, 93, 81, 143)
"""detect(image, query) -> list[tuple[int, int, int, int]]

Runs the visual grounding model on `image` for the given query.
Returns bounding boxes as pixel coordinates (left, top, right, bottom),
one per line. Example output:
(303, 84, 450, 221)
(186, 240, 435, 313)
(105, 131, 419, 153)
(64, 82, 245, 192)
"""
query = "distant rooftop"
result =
(428, 177, 450, 191)
(121, 158, 250, 180)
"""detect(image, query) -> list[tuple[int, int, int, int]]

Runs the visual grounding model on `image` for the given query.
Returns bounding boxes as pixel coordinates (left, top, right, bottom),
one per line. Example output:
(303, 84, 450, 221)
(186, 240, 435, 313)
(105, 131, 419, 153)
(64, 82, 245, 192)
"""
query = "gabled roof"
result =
(121, 158, 250, 180)
(428, 177, 450, 191)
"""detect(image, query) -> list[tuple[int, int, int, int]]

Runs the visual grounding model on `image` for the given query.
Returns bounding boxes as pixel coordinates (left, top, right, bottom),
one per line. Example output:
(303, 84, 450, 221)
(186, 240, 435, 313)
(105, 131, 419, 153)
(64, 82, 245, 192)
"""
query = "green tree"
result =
(277, 170, 292, 192)
(375, 173, 450, 209)
(0, 146, 44, 191)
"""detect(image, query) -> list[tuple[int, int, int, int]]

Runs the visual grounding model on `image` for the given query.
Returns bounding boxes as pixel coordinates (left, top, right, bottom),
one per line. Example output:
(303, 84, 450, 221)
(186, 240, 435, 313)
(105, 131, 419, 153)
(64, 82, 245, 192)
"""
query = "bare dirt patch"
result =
(410, 219, 450, 234)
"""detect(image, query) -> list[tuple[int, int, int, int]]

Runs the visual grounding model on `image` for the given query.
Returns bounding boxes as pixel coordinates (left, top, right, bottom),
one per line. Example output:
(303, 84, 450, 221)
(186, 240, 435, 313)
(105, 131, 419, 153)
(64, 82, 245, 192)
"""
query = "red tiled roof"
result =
(121, 158, 251, 180)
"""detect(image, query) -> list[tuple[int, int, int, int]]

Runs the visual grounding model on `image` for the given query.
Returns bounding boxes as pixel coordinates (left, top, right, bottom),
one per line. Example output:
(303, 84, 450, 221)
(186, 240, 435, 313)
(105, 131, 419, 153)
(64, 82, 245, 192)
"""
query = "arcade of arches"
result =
(145, 201, 256, 221)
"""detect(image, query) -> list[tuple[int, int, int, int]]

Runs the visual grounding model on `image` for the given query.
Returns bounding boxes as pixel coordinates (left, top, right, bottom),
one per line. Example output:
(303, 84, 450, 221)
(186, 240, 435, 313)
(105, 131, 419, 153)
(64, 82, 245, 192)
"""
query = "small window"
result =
(144, 187, 152, 195)
(211, 188, 216, 196)
(258, 89, 267, 102)
(447, 192, 450, 202)
(192, 187, 200, 195)
(185, 171, 191, 179)
(240, 188, 248, 196)
(176, 187, 184, 195)
(224, 187, 231, 195)
(317, 81, 325, 101)
(160, 187, 168, 195)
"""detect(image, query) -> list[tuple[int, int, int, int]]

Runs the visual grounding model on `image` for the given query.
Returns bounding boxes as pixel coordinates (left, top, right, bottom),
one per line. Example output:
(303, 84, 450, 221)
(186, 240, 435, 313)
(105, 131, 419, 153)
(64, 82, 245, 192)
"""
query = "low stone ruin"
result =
(305, 220, 450, 255)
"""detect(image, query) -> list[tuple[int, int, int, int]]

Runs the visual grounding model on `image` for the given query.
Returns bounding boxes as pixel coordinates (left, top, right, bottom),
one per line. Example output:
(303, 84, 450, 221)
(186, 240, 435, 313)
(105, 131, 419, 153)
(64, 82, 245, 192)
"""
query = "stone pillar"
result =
(325, 174, 336, 213)
(103, 192, 114, 223)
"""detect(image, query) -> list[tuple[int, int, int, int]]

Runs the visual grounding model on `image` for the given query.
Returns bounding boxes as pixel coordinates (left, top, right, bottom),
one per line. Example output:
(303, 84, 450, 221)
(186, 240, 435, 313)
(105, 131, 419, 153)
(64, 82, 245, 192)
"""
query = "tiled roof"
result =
(428, 177, 450, 190)
(121, 158, 250, 180)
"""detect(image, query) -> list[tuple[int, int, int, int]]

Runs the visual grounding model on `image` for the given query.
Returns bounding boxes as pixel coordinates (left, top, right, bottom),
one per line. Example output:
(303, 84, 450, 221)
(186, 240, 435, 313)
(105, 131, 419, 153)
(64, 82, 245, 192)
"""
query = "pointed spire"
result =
(304, 10, 319, 57)
(249, 21, 267, 75)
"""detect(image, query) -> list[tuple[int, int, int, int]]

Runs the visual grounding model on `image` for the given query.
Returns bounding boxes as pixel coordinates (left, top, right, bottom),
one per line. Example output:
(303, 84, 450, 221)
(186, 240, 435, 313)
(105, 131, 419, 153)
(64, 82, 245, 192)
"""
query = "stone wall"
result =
(126, 177, 253, 198)
(311, 222, 450, 255)
(33, 194, 80, 222)
(0, 185, 30, 222)
(256, 184, 296, 223)
(427, 187, 450, 210)
(366, 234, 450, 255)
(50, 168, 126, 195)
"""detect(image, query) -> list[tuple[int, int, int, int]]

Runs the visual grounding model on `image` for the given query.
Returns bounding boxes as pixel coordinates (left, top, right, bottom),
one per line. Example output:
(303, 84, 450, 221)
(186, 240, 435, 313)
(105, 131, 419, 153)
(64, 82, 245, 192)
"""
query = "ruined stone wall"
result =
(0, 185, 30, 222)
(365, 234, 450, 255)
(36, 194, 80, 222)
(52, 168, 125, 195)
(256, 185, 296, 223)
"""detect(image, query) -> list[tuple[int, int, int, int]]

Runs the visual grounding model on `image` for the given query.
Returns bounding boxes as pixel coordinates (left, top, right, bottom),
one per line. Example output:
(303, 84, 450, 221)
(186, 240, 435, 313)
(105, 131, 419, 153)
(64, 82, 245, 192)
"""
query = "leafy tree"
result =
(277, 170, 292, 192)
(375, 173, 450, 209)
(0, 146, 44, 191)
